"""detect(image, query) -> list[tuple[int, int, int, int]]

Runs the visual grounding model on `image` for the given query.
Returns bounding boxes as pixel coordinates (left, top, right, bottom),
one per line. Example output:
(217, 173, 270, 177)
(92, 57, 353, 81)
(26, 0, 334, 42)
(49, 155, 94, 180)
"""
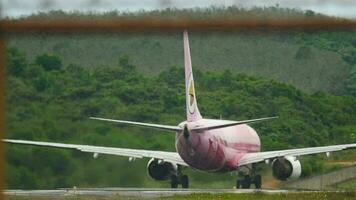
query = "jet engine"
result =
(147, 158, 178, 181)
(272, 156, 301, 181)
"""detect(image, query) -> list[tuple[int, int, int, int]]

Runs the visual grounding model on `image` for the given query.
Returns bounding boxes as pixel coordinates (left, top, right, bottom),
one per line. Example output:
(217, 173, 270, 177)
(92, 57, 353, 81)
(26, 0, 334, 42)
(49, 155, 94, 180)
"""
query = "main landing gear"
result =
(236, 164, 262, 189)
(236, 174, 261, 189)
(171, 174, 189, 188)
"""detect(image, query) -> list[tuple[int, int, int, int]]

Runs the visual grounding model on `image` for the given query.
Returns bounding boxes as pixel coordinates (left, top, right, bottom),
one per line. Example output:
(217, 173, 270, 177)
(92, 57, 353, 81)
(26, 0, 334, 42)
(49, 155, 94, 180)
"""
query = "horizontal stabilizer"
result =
(191, 116, 278, 131)
(90, 117, 182, 132)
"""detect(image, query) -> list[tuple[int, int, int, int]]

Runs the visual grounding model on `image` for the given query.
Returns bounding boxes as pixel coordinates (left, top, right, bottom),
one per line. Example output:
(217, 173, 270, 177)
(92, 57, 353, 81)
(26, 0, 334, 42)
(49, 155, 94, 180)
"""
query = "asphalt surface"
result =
(3, 188, 308, 198)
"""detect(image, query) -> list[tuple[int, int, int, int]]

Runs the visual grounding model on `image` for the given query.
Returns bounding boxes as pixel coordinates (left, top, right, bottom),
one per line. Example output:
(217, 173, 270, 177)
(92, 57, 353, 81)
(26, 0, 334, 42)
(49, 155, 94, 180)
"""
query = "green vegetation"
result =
(337, 179, 356, 189)
(6, 7, 356, 95)
(159, 192, 356, 200)
(5, 192, 356, 200)
(5, 45, 356, 189)
(13, 6, 328, 21)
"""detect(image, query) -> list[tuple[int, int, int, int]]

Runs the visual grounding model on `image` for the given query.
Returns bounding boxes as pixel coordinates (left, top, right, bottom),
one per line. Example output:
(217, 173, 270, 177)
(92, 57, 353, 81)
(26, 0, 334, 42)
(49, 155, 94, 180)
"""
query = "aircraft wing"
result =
(238, 143, 356, 167)
(3, 139, 188, 166)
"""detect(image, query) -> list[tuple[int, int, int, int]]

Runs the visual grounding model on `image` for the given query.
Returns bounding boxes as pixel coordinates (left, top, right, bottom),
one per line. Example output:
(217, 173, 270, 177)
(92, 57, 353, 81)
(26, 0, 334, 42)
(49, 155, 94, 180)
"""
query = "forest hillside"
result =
(5, 48, 356, 189)
(6, 7, 356, 95)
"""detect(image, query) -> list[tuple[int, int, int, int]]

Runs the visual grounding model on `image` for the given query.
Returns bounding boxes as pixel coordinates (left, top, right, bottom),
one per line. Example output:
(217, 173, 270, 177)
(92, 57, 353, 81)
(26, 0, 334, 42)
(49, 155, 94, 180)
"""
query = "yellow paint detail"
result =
(189, 81, 195, 96)
(189, 81, 195, 106)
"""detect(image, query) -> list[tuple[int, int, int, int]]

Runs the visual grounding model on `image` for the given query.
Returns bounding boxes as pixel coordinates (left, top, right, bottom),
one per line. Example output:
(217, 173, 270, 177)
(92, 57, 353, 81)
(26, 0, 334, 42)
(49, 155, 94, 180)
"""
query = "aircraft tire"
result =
(254, 175, 262, 189)
(236, 180, 241, 189)
(171, 175, 178, 188)
(241, 175, 251, 189)
(181, 175, 189, 188)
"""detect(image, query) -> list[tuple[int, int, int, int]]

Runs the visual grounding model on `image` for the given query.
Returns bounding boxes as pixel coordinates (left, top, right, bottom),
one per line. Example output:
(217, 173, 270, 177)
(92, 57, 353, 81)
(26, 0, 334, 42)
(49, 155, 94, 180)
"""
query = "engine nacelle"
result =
(272, 156, 301, 181)
(147, 158, 178, 181)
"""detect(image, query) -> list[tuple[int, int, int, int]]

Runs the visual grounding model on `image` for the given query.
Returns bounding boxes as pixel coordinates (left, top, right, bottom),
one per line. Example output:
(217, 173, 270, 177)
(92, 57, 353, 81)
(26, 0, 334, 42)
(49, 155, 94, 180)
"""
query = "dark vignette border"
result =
(0, 17, 355, 195)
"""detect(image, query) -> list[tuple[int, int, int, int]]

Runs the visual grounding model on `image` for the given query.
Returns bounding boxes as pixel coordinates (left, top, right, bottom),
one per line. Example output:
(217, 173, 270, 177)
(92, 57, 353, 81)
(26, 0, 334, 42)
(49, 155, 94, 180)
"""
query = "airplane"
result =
(4, 30, 356, 189)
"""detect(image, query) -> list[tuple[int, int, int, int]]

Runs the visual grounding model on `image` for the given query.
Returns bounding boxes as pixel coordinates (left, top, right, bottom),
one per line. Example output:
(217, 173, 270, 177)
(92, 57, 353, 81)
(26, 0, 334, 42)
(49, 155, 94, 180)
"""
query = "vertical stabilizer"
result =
(184, 30, 202, 122)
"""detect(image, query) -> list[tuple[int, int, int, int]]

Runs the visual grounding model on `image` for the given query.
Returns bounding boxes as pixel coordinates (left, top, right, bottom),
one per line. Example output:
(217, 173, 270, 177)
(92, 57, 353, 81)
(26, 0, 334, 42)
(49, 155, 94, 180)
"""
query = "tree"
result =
(35, 54, 62, 71)
(33, 74, 50, 91)
(305, 10, 315, 17)
(7, 48, 27, 77)
(119, 55, 137, 76)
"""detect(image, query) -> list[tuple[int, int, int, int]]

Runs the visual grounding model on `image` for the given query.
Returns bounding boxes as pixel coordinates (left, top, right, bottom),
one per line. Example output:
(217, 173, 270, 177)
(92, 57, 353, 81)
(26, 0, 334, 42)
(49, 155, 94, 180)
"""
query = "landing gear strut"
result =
(236, 164, 262, 189)
(171, 174, 189, 188)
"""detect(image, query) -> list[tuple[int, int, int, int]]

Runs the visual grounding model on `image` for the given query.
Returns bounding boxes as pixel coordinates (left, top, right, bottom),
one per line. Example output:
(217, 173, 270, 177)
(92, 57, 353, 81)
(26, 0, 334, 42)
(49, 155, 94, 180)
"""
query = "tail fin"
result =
(184, 30, 202, 122)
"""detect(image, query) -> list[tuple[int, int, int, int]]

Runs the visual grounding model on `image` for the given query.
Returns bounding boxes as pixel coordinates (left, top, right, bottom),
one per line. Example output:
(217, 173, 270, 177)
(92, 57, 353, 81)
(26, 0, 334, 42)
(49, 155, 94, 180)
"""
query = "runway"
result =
(3, 188, 310, 198)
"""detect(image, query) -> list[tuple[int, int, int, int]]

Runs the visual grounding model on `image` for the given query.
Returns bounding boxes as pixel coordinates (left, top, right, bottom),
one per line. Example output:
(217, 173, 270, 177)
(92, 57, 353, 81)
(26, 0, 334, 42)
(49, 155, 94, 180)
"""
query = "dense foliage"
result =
(12, 6, 326, 21)
(8, 31, 356, 96)
(5, 48, 356, 189)
(7, 7, 356, 96)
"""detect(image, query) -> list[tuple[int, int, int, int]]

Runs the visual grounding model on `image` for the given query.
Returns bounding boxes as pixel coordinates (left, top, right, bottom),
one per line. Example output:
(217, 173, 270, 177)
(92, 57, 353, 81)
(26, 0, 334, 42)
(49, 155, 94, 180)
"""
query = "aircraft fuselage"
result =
(176, 119, 261, 172)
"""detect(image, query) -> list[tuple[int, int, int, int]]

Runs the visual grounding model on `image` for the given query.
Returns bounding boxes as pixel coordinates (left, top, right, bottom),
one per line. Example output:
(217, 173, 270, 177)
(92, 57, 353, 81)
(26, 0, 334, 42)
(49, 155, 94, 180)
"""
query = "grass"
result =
(337, 179, 356, 189)
(163, 192, 356, 200)
(5, 191, 356, 200)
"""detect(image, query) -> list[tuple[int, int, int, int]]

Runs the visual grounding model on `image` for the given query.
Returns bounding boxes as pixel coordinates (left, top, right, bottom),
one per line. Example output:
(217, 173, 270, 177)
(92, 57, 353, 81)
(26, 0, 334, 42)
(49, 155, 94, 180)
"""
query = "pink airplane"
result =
(4, 30, 356, 189)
